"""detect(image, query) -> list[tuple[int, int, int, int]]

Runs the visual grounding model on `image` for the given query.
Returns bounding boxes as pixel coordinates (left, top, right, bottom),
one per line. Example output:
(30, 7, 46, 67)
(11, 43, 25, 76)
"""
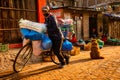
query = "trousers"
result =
(51, 38, 65, 65)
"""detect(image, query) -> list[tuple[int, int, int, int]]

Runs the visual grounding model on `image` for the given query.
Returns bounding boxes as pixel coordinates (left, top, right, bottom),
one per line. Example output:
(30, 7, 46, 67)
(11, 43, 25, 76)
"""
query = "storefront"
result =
(102, 2, 120, 39)
(103, 13, 120, 39)
(49, 7, 102, 40)
(0, 0, 103, 45)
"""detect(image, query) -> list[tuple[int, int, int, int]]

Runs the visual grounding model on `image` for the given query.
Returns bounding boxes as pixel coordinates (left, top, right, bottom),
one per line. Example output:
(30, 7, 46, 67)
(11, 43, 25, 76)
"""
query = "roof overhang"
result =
(50, 6, 102, 12)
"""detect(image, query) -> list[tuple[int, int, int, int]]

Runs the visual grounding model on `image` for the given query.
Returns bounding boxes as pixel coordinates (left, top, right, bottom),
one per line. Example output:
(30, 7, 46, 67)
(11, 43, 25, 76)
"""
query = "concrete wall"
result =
(83, 13, 89, 40)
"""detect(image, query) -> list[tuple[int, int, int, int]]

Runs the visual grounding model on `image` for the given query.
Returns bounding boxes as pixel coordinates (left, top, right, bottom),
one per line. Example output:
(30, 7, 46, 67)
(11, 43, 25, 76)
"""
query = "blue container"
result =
(20, 28, 31, 38)
(62, 40, 73, 51)
(41, 34, 52, 50)
(20, 28, 44, 40)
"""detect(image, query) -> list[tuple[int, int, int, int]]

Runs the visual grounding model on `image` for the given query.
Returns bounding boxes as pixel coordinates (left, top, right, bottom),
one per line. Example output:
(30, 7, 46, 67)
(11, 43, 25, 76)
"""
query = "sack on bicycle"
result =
(19, 18, 47, 33)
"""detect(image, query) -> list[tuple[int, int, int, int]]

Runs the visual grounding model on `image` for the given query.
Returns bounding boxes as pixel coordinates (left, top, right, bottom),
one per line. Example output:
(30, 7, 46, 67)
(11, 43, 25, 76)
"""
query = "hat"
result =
(42, 6, 50, 11)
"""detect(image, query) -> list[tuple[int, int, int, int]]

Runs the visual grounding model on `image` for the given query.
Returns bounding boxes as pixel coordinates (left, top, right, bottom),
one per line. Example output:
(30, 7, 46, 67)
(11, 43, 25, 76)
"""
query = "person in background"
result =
(70, 33, 85, 50)
(90, 28, 98, 39)
(70, 33, 83, 47)
(42, 6, 70, 68)
(70, 33, 77, 44)
(101, 33, 107, 43)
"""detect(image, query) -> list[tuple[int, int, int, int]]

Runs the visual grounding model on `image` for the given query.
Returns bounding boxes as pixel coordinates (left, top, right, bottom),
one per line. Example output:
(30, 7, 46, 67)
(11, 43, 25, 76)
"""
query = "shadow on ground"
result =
(1, 57, 99, 79)
(0, 64, 61, 79)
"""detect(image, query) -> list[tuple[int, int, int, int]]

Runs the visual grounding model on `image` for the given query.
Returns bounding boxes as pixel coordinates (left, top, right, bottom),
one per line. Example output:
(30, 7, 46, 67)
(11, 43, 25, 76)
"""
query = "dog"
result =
(90, 39, 104, 59)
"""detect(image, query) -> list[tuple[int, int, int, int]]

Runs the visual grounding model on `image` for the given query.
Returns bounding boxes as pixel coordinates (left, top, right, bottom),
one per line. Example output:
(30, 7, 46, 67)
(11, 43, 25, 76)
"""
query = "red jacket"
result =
(70, 36, 77, 43)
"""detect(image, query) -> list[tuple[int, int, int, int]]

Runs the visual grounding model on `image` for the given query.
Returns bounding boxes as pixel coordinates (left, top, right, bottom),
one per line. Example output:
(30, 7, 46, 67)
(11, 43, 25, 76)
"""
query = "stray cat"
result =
(90, 39, 104, 59)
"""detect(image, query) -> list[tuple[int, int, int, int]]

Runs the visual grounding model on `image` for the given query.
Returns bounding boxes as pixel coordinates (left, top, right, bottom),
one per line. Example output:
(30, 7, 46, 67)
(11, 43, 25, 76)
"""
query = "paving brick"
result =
(1, 46, 120, 80)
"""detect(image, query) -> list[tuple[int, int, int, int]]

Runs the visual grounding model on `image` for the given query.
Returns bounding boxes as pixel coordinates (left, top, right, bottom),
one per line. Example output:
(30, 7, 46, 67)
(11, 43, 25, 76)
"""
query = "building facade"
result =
(50, 0, 120, 39)
(49, 0, 103, 40)
(0, 0, 46, 44)
(0, 0, 120, 44)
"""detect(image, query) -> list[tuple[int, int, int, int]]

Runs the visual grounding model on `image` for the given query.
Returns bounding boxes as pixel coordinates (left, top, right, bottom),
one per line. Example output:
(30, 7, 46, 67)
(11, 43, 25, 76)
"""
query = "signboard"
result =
(50, 9, 63, 18)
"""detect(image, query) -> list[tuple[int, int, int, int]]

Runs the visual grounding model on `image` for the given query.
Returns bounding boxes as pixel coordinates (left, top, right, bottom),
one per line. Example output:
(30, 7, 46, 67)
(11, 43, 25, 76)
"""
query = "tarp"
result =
(104, 13, 120, 19)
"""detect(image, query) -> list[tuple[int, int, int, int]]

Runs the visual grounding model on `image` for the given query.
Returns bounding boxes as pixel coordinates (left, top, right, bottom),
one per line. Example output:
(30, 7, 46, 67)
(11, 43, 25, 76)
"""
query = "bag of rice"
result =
(19, 18, 47, 33)
(32, 40, 42, 56)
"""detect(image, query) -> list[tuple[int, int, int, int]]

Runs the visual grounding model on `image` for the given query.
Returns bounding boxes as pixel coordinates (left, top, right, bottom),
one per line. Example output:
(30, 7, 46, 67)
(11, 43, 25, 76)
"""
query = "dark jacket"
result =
(45, 14, 62, 40)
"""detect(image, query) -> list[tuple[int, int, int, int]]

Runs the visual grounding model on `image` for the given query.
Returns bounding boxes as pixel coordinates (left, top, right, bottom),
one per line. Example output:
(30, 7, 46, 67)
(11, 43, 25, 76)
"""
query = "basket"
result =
(84, 43, 91, 51)
(0, 43, 9, 52)
(70, 46, 80, 56)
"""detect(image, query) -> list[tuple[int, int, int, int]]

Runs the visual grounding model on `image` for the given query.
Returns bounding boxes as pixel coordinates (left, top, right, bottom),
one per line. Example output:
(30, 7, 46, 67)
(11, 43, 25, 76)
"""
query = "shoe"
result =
(59, 64, 64, 68)
(65, 56, 70, 65)
(59, 64, 65, 68)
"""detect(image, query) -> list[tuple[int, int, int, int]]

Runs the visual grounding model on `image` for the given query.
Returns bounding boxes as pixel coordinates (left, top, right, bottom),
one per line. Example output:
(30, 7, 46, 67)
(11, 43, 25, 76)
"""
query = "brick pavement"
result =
(1, 46, 120, 80)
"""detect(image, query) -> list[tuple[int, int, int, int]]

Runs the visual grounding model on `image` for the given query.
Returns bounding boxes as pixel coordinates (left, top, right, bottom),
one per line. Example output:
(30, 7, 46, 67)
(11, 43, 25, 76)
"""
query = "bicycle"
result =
(13, 40, 71, 73)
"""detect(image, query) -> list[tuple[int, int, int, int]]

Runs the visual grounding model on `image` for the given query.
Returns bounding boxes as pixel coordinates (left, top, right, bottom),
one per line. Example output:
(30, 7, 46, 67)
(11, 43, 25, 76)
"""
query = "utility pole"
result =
(95, 0, 97, 8)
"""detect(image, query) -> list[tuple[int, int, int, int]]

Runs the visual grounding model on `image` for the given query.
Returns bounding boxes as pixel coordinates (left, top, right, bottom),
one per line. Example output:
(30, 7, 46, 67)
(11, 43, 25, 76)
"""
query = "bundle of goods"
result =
(70, 46, 80, 56)
(41, 34, 52, 50)
(84, 39, 104, 51)
(42, 39, 72, 62)
(32, 40, 42, 56)
(64, 19, 75, 34)
(117, 40, 120, 45)
(60, 24, 70, 38)
(78, 39, 86, 45)
(19, 18, 46, 33)
(85, 39, 91, 44)
(19, 19, 51, 56)
(78, 39, 86, 50)
(97, 39, 104, 49)
(101, 34, 107, 43)
(107, 37, 119, 45)
(41, 36, 73, 51)
(57, 18, 75, 39)
(22, 34, 52, 56)
(57, 18, 65, 25)
(62, 39, 73, 51)
(19, 18, 47, 40)
(64, 19, 73, 25)
(84, 42, 91, 51)
(107, 38, 120, 45)
(20, 28, 44, 40)
(19, 18, 73, 57)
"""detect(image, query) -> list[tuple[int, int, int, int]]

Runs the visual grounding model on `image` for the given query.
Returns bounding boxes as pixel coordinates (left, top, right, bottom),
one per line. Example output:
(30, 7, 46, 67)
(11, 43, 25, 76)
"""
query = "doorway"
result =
(89, 14, 97, 38)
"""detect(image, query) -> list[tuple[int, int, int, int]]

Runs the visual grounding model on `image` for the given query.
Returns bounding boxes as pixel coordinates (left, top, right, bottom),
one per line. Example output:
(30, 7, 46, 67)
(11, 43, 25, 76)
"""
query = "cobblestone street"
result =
(0, 46, 120, 80)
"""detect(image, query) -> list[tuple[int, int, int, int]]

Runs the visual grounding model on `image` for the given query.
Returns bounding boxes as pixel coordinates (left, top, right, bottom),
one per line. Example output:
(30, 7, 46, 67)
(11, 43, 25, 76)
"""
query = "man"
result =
(90, 28, 98, 39)
(42, 6, 70, 68)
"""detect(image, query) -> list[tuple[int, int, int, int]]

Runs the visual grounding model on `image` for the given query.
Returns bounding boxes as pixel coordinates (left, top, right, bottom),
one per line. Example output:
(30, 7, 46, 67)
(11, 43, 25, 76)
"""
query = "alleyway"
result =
(0, 46, 120, 80)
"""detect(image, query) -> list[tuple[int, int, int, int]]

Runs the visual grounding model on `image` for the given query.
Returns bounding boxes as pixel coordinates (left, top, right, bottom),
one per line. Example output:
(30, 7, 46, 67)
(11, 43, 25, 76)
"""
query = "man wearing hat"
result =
(42, 6, 70, 68)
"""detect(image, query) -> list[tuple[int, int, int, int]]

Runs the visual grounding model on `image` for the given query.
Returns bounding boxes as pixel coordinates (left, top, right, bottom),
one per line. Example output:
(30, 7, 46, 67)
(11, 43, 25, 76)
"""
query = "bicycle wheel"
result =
(13, 43, 33, 72)
(50, 51, 60, 65)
